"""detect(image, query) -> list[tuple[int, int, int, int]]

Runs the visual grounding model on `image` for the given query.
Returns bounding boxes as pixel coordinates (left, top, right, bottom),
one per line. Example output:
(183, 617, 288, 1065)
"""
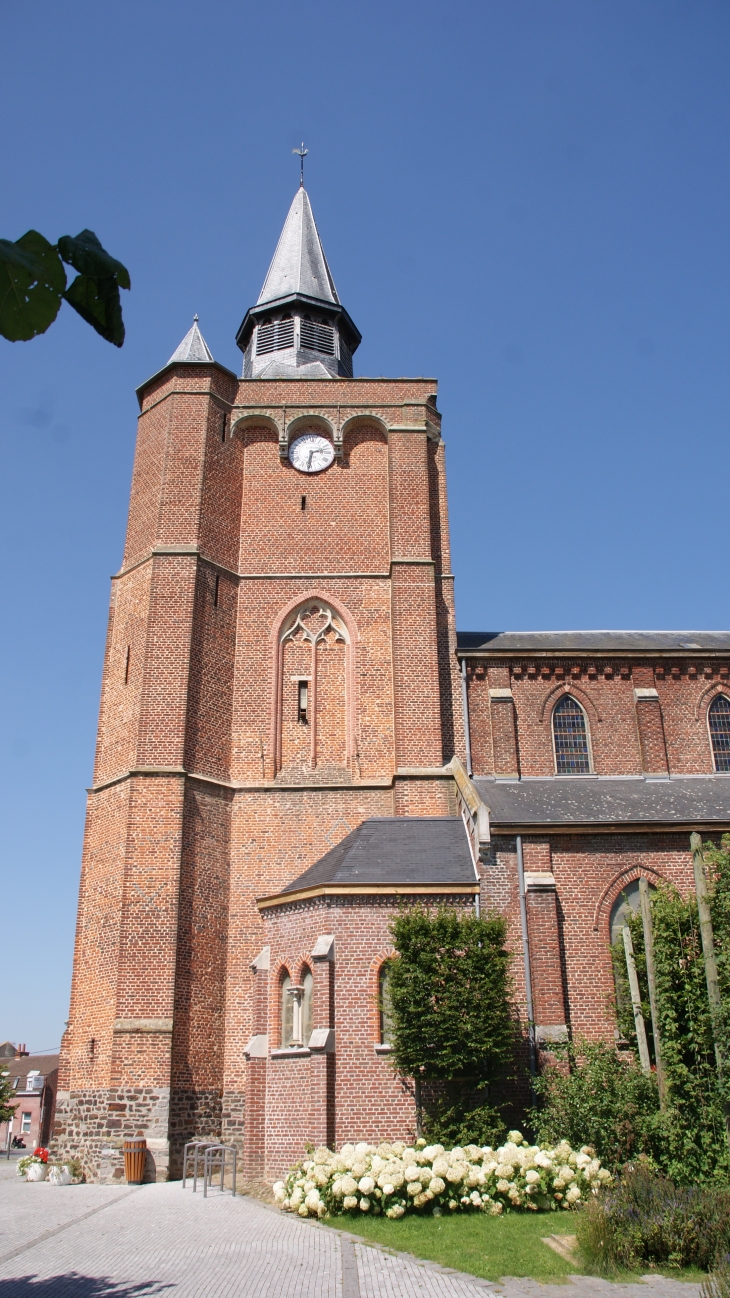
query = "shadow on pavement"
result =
(0, 1278, 172, 1296)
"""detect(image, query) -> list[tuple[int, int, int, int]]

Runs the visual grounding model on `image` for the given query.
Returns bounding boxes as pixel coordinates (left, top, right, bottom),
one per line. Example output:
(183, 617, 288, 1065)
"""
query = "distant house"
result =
(0, 1049, 59, 1149)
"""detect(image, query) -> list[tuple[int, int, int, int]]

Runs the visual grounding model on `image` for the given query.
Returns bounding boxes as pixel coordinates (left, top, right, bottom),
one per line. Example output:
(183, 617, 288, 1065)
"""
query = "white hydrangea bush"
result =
(273, 1130, 611, 1219)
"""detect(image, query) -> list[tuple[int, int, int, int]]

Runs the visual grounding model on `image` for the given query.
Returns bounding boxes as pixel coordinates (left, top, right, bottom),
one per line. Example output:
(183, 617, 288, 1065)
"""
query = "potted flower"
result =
(48, 1157, 83, 1185)
(18, 1147, 49, 1181)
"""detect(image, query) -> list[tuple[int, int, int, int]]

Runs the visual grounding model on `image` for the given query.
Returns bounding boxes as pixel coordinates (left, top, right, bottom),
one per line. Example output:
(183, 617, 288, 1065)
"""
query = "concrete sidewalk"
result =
(0, 1163, 704, 1298)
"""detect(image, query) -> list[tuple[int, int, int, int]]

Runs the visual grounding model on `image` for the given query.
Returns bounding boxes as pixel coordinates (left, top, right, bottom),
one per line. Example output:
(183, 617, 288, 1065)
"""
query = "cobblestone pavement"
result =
(0, 1165, 705, 1298)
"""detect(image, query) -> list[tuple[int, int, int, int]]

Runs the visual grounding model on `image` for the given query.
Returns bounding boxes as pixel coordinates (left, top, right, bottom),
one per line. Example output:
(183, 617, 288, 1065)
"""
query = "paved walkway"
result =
(0, 1159, 704, 1298)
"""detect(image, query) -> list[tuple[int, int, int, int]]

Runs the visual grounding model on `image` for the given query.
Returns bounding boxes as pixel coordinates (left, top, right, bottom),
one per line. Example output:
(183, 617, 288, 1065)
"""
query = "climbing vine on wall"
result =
(611, 836, 730, 1183)
(387, 906, 514, 1138)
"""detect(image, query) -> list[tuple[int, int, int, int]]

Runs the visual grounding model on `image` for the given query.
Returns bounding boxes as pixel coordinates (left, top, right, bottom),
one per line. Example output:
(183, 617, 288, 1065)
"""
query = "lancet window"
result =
(709, 695, 730, 772)
(378, 962, 393, 1046)
(552, 694, 591, 775)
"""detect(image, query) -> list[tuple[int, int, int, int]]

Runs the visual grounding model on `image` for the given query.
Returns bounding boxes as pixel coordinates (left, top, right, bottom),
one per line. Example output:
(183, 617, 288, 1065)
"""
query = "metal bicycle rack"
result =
(202, 1143, 237, 1198)
(182, 1140, 219, 1192)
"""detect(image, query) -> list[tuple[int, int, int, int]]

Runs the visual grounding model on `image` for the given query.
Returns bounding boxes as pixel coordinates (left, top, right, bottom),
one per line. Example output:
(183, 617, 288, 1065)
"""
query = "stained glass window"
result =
(709, 695, 730, 772)
(553, 694, 591, 774)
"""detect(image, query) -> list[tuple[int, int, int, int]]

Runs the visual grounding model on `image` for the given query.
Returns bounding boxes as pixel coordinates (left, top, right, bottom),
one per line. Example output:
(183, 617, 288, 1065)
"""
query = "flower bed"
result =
(273, 1131, 611, 1219)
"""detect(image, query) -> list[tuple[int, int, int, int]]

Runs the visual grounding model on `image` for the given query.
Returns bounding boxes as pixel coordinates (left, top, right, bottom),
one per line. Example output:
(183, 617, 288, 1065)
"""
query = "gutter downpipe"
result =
(516, 834, 537, 1096)
(461, 657, 473, 777)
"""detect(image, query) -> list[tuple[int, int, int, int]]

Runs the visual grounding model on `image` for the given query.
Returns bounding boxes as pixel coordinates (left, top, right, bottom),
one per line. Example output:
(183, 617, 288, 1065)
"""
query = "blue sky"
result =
(2, 0, 729, 1049)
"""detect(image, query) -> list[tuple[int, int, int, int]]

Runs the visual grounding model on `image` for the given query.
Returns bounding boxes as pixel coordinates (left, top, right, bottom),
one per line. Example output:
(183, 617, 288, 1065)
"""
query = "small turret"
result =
(167, 316, 214, 365)
(236, 188, 361, 379)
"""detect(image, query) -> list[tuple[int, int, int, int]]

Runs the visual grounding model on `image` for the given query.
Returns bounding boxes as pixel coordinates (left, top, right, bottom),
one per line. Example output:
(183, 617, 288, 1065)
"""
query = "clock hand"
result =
(307, 449, 314, 469)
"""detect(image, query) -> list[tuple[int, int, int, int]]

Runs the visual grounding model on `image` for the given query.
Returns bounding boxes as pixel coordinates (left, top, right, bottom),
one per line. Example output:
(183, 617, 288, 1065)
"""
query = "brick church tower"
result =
(55, 183, 466, 1180)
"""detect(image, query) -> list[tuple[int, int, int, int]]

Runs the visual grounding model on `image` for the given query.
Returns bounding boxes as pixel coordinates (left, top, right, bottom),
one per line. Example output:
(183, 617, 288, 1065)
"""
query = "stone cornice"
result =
(113, 546, 452, 583)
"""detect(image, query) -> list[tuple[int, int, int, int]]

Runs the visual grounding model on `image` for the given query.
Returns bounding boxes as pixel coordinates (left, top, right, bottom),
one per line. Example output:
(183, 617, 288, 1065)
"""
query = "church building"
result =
(54, 182, 730, 1182)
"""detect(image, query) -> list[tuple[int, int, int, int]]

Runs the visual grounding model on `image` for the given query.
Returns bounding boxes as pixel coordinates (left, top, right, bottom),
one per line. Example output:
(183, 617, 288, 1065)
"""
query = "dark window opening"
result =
(298, 680, 309, 724)
(221, 411, 227, 442)
(710, 695, 730, 772)
(124, 646, 130, 685)
(214, 574, 220, 607)
(301, 495, 306, 510)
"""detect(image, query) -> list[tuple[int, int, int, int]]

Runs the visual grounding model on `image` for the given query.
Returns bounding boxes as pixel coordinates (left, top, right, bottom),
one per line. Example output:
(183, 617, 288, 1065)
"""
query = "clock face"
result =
(289, 433, 334, 474)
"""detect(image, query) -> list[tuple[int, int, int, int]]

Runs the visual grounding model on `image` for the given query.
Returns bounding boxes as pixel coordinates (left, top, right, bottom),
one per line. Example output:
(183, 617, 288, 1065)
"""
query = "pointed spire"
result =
(167, 315, 214, 364)
(257, 188, 339, 308)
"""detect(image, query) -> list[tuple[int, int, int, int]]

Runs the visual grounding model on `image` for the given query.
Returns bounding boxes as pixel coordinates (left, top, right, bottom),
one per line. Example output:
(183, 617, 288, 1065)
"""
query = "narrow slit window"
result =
(214, 574, 220, 607)
(281, 972, 293, 1047)
(124, 646, 130, 685)
(221, 411, 227, 442)
(553, 694, 591, 774)
(379, 962, 393, 1045)
(301, 968, 313, 1047)
(709, 695, 730, 772)
(298, 680, 309, 724)
(301, 495, 306, 511)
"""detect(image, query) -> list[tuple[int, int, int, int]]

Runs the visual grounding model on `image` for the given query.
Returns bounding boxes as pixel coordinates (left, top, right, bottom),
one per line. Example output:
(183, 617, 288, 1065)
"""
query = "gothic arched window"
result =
(278, 601, 350, 777)
(553, 694, 591, 774)
(709, 695, 730, 772)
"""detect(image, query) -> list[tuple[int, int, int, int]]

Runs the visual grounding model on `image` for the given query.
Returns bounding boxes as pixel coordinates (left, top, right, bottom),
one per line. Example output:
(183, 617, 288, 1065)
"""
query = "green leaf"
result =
(57, 230, 130, 290)
(0, 230, 66, 342)
(63, 273, 125, 347)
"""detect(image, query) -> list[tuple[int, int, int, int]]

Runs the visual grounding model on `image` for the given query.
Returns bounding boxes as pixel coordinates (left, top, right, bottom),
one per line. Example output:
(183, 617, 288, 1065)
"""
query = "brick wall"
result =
(253, 891, 476, 1178)
(465, 657, 730, 777)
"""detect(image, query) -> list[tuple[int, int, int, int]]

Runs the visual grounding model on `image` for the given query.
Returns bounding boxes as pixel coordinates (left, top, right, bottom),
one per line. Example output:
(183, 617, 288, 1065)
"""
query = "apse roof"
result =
(474, 774, 730, 830)
(257, 187, 339, 308)
(457, 631, 730, 654)
(279, 817, 477, 894)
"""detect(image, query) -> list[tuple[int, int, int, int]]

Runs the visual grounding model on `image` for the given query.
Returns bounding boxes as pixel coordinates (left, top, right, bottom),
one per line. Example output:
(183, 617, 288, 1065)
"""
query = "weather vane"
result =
(292, 142, 308, 187)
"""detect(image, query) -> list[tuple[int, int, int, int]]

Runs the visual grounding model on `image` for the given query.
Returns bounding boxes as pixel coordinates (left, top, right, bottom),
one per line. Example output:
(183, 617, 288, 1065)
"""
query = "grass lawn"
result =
(322, 1211, 709, 1285)
(323, 1209, 582, 1283)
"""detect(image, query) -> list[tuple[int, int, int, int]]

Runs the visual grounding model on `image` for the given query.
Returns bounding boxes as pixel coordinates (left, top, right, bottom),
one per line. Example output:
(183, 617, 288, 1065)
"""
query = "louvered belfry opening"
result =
(256, 317, 294, 355)
(300, 319, 335, 355)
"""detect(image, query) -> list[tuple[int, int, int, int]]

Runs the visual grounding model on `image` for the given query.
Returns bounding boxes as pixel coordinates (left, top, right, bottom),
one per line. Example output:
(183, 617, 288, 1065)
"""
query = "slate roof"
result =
(167, 316, 214, 364)
(257, 187, 339, 308)
(457, 631, 730, 654)
(279, 817, 477, 894)
(474, 775, 730, 830)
